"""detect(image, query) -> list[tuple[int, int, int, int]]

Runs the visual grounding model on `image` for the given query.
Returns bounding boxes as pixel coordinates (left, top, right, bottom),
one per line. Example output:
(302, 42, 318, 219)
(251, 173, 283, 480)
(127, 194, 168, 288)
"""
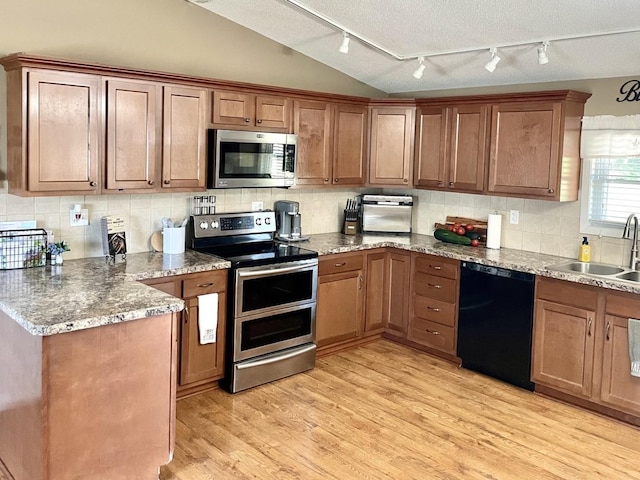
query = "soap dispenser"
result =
(578, 236, 591, 262)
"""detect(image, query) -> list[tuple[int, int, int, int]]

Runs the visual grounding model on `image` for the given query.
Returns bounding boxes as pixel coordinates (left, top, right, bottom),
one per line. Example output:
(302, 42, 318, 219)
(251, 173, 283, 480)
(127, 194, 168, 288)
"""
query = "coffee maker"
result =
(274, 200, 308, 241)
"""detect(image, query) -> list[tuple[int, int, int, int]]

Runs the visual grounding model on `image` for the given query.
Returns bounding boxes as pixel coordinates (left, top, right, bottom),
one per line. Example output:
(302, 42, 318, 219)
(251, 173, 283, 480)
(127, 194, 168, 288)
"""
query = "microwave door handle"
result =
(237, 263, 313, 278)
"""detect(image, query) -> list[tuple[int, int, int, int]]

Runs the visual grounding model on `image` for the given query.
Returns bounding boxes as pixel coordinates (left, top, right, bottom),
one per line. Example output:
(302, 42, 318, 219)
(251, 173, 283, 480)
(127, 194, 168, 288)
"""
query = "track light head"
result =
(484, 48, 501, 73)
(537, 41, 549, 65)
(339, 32, 350, 54)
(413, 57, 426, 79)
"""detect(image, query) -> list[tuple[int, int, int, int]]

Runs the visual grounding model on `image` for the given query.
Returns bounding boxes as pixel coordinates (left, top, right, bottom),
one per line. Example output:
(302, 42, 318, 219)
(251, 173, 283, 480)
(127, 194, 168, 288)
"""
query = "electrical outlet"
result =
(251, 201, 263, 211)
(509, 209, 519, 225)
(70, 209, 89, 227)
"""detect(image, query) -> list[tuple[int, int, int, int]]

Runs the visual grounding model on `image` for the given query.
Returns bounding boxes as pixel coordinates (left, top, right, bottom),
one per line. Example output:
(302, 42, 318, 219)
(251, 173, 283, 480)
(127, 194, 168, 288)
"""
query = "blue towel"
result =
(629, 318, 640, 377)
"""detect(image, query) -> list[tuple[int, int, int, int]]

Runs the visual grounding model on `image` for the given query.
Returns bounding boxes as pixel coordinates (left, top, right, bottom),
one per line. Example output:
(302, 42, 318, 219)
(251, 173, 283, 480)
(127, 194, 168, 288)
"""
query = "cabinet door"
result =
(386, 251, 411, 336)
(448, 105, 488, 192)
(212, 90, 255, 126)
(368, 107, 414, 186)
(532, 300, 596, 398)
(316, 270, 363, 348)
(162, 86, 207, 190)
(414, 107, 448, 189)
(364, 251, 387, 333)
(293, 100, 332, 186)
(105, 79, 159, 190)
(255, 95, 291, 130)
(332, 104, 367, 185)
(487, 102, 561, 197)
(180, 292, 227, 385)
(27, 70, 100, 193)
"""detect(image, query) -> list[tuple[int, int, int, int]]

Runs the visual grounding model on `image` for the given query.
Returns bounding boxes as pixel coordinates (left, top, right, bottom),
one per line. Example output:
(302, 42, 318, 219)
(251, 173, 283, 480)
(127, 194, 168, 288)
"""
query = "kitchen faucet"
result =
(622, 213, 640, 270)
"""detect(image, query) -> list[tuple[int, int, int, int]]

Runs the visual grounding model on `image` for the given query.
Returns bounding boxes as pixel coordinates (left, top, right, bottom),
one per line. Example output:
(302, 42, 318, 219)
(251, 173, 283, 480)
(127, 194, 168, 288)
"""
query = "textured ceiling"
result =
(190, 0, 640, 94)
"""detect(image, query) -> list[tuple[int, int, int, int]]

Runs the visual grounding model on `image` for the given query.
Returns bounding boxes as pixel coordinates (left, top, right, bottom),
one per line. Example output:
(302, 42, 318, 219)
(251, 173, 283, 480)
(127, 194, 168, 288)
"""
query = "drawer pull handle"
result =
(429, 265, 442, 270)
(587, 317, 592, 336)
(334, 262, 346, 267)
(427, 306, 441, 312)
(427, 283, 442, 289)
(197, 282, 216, 288)
(425, 328, 440, 335)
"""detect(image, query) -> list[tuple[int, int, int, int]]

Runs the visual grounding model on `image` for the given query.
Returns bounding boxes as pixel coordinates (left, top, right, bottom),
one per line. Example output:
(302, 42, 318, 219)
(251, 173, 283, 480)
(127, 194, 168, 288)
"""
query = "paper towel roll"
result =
(486, 213, 502, 249)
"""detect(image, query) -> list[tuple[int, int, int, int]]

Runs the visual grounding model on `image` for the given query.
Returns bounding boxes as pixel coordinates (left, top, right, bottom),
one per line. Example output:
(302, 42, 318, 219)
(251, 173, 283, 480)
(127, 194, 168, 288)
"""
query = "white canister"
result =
(163, 226, 186, 254)
(486, 213, 502, 249)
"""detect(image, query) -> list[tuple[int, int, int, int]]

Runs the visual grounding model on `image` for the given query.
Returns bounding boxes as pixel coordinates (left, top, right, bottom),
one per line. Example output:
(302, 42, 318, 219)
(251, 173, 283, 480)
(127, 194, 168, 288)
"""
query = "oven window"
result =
(241, 307, 312, 351)
(219, 142, 285, 179)
(242, 270, 313, 312)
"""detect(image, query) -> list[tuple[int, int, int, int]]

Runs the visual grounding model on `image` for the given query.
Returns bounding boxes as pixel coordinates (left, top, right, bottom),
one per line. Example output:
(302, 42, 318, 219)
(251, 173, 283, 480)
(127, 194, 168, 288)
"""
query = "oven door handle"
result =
(237, 263, 315, 278)
(236, 343, 316, 369)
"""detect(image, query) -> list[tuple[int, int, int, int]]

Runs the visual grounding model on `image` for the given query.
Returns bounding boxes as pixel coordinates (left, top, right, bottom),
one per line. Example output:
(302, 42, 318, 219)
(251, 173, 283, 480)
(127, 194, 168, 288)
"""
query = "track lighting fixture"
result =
(412, 57, 426, 79)
(484, 48, 501, 72)
(537, 41, 549, 65)
(338, 32, 350, 54)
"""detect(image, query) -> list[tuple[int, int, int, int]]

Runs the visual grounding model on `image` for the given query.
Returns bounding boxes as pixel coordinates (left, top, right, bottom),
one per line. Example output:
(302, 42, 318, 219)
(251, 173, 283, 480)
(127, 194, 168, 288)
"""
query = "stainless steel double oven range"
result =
(189, 210, 318, 393)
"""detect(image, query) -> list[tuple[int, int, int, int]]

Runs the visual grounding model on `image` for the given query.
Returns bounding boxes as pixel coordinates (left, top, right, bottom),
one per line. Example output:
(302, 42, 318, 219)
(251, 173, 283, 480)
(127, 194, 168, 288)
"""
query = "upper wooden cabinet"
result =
(5, 69, 101, 195)
(414, 104, 488, 192)
(212, 90, 291, 131)
(368, 106, 415, 186)
(486, 92, 590, 200)
(293, 101, 367, 186)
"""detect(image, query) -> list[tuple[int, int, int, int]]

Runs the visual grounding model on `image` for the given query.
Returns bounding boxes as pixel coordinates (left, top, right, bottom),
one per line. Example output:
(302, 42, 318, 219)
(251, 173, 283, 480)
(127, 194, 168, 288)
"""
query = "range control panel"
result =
(191, 210, 276, 238)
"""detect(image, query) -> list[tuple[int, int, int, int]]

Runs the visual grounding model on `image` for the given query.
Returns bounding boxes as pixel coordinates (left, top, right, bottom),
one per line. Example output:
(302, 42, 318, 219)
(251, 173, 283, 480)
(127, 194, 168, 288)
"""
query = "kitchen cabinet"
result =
(533, 278, 640, 422)
(5, 68, 101, 195)
(364, 250, 387, 334)
(486, 92, 590, 200)
(414, 104, 488, 192)
(143, 269, 227, 397)
(105, 80, 207, 192)
(212, 90, 291, 131)
(294, 101, 368, 186)
(384, 249, 411, 337)
(408, 253, 459, 359)
(316, 252, 365, 350)
(368, 105, 415, 186)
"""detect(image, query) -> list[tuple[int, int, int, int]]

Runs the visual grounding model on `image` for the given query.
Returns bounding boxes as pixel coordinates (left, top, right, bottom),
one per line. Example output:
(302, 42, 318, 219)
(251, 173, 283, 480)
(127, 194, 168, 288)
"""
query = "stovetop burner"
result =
(195, 241, 317, 268)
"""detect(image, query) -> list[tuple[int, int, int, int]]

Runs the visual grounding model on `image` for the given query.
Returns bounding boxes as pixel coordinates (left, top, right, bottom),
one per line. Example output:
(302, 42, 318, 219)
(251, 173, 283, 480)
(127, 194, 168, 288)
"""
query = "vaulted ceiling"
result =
(189, 0, 640, 94)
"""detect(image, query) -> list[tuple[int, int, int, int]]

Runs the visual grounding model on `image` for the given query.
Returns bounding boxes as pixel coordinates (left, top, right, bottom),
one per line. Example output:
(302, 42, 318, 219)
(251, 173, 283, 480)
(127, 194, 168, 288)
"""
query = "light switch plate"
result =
(509, 209, 519, 225)
(70, 209, 89, 227)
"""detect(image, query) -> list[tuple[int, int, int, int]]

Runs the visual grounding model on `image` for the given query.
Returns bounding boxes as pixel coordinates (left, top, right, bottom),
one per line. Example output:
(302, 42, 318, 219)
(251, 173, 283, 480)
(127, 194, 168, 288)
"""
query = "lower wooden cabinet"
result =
(142, 269, 227, 397)
(384, 250, 411, 337)
(364, 250, 386, 333)
(407, 252, 459, 359)
(533, 277, 640, 421)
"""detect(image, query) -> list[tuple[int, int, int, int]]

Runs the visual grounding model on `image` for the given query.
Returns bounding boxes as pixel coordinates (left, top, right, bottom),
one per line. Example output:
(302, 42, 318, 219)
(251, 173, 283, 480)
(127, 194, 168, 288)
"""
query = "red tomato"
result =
(471, 239, 479, 247)
(456, 227, 466, 235)
(453, 223, 461, 230)
(465, 224, 474, 231)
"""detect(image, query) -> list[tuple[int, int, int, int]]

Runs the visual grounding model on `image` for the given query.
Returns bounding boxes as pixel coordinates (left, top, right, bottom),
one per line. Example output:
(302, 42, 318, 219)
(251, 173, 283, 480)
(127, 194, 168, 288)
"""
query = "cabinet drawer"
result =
(183, 270, 227, 298)
(409, 317, 456, 354)
(413, 272, 457, 302)
(319, 252, 364, 276)
(536, 277, 597, 310)
(413, 295, 456, 327)
(414, 255, 458, 279)
(605, 291, 640, 318)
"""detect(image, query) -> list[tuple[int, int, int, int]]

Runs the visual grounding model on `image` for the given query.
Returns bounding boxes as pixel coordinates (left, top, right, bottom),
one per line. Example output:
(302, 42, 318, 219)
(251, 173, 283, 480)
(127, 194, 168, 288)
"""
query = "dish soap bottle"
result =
(578, 236, 591, 262)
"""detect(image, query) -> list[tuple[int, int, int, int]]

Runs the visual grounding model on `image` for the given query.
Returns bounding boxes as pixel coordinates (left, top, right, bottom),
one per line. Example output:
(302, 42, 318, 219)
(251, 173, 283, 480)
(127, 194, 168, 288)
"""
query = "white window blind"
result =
(579, 115, 640, 237)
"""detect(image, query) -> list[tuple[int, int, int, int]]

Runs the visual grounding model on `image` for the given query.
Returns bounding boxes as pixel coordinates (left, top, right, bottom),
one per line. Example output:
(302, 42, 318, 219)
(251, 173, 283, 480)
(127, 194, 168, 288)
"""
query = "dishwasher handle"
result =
(461, 261, 534, 283)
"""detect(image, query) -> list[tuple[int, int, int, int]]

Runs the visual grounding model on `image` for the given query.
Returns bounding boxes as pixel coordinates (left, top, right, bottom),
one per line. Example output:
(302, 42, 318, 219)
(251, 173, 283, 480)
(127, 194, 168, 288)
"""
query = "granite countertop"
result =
(302, 232, 640, 295)
(0, 250, 230, 336)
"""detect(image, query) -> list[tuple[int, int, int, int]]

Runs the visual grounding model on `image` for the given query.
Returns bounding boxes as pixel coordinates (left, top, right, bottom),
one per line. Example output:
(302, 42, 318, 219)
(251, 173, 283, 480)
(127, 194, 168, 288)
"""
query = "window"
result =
(579, 115, 640, 238)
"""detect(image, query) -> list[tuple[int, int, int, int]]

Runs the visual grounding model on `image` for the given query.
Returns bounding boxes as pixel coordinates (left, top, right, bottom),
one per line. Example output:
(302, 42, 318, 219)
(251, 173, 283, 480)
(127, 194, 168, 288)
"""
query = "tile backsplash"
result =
(0, 181, 633, 267)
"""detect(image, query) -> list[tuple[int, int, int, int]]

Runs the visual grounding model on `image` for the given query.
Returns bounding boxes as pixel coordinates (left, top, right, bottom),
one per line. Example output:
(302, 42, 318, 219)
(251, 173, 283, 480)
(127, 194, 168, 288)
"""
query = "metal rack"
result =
(0, 228, 48, 270)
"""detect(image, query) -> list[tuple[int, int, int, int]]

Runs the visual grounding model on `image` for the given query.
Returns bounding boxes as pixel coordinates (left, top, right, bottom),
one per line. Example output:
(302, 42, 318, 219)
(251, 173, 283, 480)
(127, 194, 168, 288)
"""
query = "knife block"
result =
(343, 220, 358, 235)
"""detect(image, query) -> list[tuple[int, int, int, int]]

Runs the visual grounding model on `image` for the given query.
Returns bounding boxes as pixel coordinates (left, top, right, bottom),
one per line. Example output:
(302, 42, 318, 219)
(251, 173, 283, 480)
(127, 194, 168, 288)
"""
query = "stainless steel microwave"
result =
(207, 129, 297, 189)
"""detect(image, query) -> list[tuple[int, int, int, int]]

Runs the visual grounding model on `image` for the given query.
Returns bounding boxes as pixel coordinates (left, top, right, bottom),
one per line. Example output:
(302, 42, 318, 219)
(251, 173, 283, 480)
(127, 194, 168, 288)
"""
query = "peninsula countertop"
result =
(0, 250, 230, 336)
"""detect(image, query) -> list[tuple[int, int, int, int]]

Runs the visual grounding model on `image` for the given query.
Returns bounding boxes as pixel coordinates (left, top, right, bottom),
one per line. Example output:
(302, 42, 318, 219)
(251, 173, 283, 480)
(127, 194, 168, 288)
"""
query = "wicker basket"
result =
(0, 229, 48, 270)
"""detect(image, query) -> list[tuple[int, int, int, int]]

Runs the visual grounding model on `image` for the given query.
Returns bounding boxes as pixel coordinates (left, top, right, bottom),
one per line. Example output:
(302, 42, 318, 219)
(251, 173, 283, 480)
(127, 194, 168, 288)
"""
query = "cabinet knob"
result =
(89, 181, 96, 187)
(403, 178, 408, 183)
(164, 179, 170, 185)
(324, 178, 329, 182)
(334, 178, 339, 182)
(148, 180, 154, 186)
(245, 118, 251, 123)
(256, 119, 262, 124)
(548, 188, 555, 194)
(449, 181, 454, 187)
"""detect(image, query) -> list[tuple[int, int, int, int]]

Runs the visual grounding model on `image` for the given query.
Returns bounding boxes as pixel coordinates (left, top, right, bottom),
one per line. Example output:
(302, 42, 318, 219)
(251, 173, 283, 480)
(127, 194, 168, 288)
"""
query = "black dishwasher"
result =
(457, 261, 535, 391)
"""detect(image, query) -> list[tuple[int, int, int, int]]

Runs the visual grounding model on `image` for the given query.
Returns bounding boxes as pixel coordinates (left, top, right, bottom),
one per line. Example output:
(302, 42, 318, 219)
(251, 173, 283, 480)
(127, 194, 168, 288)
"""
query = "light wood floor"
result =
(160, 340, 640, 480)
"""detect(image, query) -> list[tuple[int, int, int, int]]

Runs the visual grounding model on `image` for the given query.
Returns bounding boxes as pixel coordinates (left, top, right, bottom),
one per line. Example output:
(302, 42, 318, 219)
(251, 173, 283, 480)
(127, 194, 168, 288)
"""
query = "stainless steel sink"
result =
(547, 261, 625, 276)
(616, 271, 640, 282)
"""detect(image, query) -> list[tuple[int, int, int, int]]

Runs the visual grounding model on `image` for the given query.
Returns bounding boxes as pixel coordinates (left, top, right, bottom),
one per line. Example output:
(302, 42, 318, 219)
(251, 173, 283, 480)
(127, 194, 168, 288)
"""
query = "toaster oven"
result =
(360, 194, 413, 234)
